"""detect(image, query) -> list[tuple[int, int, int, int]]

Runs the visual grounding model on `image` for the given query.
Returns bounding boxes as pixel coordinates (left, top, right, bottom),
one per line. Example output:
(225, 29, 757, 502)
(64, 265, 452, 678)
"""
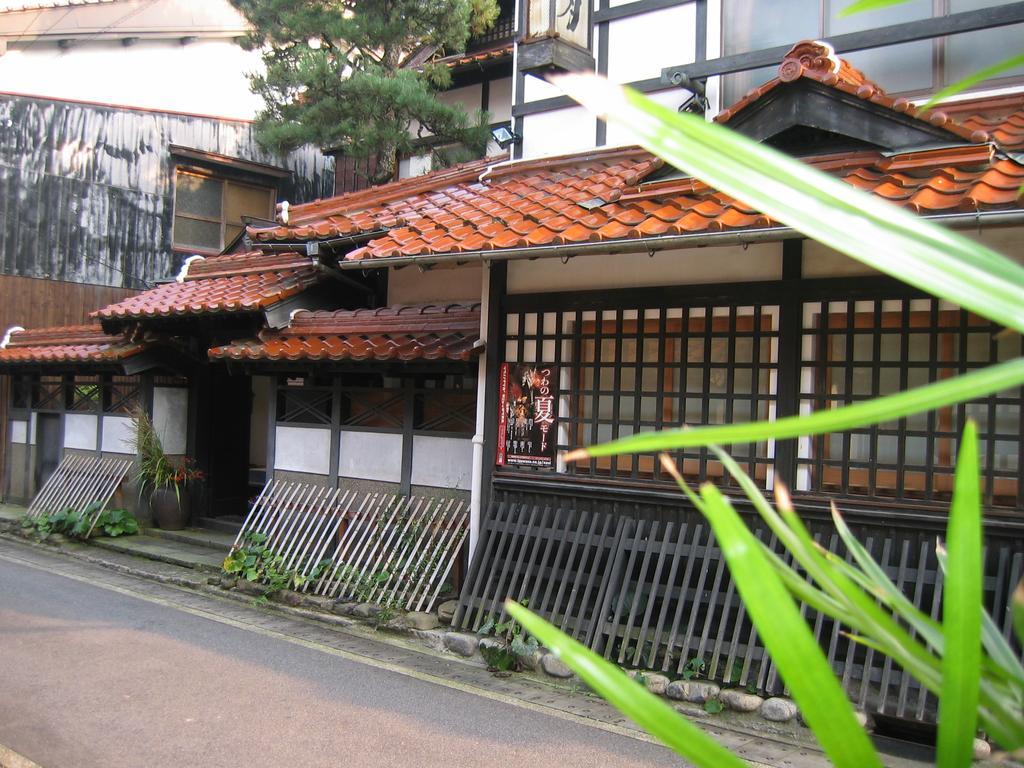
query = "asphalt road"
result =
(0, 556, 684, 768)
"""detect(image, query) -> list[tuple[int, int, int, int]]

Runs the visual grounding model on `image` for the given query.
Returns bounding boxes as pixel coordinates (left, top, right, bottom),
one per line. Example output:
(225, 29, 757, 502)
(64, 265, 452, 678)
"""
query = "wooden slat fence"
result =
(26, 454, 133, 538)
(454, 493, 1024, 725)
(232, 480, 468, 612)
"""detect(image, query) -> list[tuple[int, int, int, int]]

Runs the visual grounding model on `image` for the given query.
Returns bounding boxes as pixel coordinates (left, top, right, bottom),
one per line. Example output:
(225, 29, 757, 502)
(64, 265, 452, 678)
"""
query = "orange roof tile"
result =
(92, 251, 321, 322)
(242, 45, 1024, 267)
(715, 40, 987, 146)
(209, 303, 482, 363)
(0, 324, 146, 366)
(436, 42, 514, 69)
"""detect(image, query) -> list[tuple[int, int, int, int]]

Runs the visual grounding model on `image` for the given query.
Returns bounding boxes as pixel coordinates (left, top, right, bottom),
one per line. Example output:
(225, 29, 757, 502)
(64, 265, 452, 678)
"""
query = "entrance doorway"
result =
(34, 413, 61, 492)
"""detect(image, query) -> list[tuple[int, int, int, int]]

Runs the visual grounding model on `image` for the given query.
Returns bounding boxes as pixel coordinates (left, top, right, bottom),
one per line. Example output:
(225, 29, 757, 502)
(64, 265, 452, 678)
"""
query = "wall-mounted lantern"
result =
(518, 0, 595, 76)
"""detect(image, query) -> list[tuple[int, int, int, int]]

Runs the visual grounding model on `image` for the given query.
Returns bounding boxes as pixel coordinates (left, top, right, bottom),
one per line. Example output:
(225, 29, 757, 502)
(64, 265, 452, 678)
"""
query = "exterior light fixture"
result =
(490, 124, 521, 150)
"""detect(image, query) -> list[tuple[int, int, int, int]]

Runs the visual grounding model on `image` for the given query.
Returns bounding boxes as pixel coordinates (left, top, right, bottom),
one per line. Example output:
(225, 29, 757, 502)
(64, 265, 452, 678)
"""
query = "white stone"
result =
(639, 673, 669, 695)
(401, 611, 439, 631)
(720, 689, 763, 713)
(666, 680, 720, 704)
(443, 632, 478, 657)
(436, 599, 458, 625)
(540, 653, 573, 678)
(760, 697, 798, 722)
(972, 738, 991, 761)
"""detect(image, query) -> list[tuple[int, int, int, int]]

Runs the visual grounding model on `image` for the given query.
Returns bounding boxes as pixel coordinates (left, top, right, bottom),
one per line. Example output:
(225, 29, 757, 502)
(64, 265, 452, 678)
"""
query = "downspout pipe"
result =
(332, 210, 1024, 270)
(468, 264, 490, 561)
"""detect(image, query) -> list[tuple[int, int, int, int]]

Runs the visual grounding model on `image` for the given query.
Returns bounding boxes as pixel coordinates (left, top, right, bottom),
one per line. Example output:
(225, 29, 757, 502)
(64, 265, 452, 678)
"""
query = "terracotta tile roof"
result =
(715, 40, 987, 146)
(244, 43, 1024, 266)
(437, 42, 514, 69)
(334, 143, 1021, 261)
(92, 251, 321, 322)
(0, 323, 146, 366)
(249, 147, 664, 248)
(209, 303, 482, 363)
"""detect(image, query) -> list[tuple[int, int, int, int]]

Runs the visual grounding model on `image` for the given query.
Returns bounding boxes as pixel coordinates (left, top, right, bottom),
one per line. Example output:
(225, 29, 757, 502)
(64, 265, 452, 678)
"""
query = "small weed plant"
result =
(222, 531, 331, 602)
(20, 503, 139, 541)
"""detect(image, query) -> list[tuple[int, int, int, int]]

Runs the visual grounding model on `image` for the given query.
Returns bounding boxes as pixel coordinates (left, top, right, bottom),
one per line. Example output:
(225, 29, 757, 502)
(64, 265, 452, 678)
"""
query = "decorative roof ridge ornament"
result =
(0, 326, 24, 349)
(176, 255, 205, 283)
(778, 40, 842, 83)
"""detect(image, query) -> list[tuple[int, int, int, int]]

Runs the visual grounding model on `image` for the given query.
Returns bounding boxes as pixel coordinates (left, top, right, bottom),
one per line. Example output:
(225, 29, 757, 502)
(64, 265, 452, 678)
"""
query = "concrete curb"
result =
(0, 742, 43, 768)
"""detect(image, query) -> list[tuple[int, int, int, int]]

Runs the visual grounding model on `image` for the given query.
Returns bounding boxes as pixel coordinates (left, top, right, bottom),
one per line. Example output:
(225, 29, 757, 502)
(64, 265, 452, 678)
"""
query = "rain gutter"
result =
(333, 210, 1024, 270)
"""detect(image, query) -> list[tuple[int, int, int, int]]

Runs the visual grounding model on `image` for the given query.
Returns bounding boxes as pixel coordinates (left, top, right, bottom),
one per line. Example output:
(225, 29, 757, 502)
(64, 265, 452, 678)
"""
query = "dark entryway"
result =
(194, 367, 251, 519)
(34, 413, 61, 491)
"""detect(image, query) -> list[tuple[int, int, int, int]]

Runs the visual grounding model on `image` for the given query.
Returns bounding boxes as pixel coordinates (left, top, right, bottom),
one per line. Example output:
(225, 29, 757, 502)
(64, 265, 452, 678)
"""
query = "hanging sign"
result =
(496, 363, 557, 468)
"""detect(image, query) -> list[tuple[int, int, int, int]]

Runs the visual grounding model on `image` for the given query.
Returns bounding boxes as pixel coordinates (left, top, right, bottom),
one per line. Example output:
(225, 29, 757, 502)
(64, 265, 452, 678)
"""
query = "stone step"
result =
(147, 526, 237, 553)
(89, 534, 224, 573)
(195, 516, 244, 535)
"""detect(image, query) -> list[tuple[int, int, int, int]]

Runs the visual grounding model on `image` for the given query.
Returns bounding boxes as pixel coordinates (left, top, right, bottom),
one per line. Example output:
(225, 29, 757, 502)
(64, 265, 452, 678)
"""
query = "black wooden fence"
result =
(454, 484, 1024, 724)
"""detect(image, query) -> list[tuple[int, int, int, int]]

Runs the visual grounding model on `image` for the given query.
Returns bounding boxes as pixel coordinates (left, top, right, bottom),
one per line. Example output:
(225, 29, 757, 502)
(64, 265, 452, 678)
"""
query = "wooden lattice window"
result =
(32, 376, 63, 410)
(68, 375, 101, 412)
(173, 168, 274, 253)
(798, 298, 1022, 509)
(414, 374, 476, 435)
(105, 376, 141, 414)
(278, 385, 333, 425)
(503, 304, 779, 486)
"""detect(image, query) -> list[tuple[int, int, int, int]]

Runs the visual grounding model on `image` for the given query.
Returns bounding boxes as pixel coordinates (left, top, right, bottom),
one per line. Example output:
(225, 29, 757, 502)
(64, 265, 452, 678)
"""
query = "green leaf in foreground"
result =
(504, 601, 749, 768)
(919, 54, 1024, 111)
(551, 75, 1024, 335)
(689, 481, 883, 768)
(936, 421, 982, 768)
(563, 357, 1024, 461)
(839, 0, 911, 16)
(1014, 579, 1024, 646)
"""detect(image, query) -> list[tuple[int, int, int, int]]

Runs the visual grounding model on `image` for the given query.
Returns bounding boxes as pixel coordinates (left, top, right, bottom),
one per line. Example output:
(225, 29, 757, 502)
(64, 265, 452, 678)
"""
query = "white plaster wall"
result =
(101, 415, 135, 454)
(387, 262, 483, 304)
(338, 431, 403, 483)
(411, 435, 473, 490)
(153, 386, 188, 455)
(0, 39, 265, 120)
(274, 426, 331, 475)
(10, 419, 27, 445)
(604, 88, 689, 147)
(522, 72, 563, 103)
(507, 243, 783, 294)
(488, 76, 514, 123)
(398, 153, 435, 180)
(436, 83, 483, 113)
(606, 5, 696, 84)
(804, 225, 1024, 278)
(63, 414, 98, 450)
(521, 106, 596, 159)
(28, 413, 36, 445)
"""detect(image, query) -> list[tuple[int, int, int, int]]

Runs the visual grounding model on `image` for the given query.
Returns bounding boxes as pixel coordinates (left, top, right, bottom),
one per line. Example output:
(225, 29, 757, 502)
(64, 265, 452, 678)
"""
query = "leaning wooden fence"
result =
(453, 497, 1024, 726)
(26, 454, 133, 537)
(232, 480, 468, 612)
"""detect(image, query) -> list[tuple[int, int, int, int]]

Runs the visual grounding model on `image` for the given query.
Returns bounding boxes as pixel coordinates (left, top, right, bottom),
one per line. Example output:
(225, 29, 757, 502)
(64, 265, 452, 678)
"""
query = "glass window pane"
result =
(724, 0, 818, 55)
(175, 172, 222, 219)
(826, 0, 933, 93)
(722, 0, 818, 104)
(845, 40, 934, 94)
(225, 182, 274, 227)
(173, 216, 220, 250)
(946, 0, 1024, 84)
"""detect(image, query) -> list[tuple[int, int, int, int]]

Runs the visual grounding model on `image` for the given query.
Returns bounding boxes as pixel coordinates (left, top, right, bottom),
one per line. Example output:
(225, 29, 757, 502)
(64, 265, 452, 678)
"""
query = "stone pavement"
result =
(0, 509, 939, 768)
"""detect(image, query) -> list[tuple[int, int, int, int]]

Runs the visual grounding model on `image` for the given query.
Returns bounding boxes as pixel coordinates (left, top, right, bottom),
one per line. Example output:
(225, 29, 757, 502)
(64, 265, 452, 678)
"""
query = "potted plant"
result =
(130, 408, 203, 530)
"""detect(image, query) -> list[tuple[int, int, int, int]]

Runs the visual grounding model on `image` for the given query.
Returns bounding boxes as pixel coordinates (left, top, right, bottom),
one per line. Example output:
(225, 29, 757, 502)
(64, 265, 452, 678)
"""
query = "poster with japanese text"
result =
(496, 363, 557, 468)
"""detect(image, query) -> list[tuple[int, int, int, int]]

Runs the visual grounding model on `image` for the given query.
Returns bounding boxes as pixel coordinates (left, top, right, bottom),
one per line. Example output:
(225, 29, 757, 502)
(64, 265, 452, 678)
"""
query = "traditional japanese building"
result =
(2, 31, 1022, 727)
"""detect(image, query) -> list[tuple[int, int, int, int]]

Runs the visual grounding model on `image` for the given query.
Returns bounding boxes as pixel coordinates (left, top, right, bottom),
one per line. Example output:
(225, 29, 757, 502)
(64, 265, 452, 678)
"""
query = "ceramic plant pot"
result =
(151, 486, 189, 530)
